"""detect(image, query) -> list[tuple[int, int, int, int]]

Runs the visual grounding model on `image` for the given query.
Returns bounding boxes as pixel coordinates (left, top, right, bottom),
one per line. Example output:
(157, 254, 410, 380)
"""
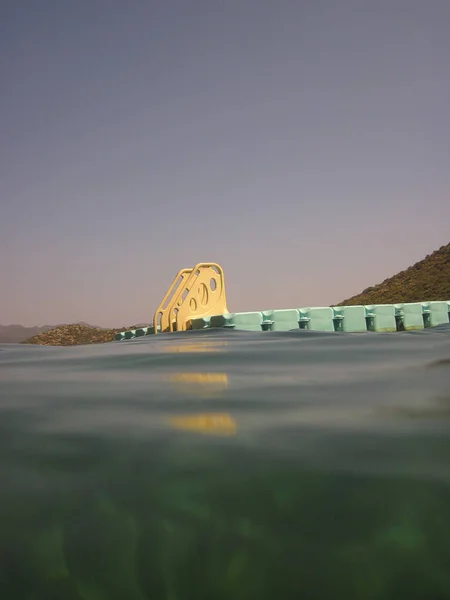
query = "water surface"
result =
(1, 326, 450, 599)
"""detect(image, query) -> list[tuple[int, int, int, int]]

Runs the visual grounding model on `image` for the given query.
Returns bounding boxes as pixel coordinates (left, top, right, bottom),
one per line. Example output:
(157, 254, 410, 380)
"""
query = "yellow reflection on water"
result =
(165, 341, 228, 353)
(170, 372, 229, 397)
(169, 412, 236, 436)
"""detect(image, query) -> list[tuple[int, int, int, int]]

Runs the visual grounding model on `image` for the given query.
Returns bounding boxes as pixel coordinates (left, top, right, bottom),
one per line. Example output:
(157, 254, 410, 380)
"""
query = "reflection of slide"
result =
(170, 372, 228, 397)
(153, 263, 228, 333)
(168, 413, 236, 436)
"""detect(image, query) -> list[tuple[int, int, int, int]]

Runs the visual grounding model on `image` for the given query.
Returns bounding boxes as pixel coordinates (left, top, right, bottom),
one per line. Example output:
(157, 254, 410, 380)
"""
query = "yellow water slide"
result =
(153, 263, 228, 333)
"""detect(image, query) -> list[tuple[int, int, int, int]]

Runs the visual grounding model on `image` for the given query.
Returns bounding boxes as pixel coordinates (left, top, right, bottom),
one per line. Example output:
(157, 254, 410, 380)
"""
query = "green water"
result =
(1, 327, 450, 599)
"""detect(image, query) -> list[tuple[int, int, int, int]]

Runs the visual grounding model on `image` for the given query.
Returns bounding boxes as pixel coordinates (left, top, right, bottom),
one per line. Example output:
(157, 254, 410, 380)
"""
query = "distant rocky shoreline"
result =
(22, 324, 148, 346)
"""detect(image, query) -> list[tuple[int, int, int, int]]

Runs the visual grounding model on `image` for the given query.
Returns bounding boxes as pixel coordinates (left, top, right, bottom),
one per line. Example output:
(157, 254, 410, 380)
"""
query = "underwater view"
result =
(1, 326, 450, 599)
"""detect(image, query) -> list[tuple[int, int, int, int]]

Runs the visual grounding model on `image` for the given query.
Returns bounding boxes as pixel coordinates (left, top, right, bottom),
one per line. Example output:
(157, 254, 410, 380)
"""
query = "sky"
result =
(1, 0, 449, 327)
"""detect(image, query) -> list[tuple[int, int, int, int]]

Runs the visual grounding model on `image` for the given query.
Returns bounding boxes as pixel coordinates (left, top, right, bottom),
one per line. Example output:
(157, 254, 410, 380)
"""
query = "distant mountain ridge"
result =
(0, 322, 101, 344)
(337, 242, 450, 306)
(0, 324, 53, 344)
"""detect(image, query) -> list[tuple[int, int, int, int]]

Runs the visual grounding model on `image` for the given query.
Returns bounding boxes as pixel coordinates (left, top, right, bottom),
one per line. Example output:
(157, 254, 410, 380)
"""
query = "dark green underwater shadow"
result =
(1, 424, 450, 600)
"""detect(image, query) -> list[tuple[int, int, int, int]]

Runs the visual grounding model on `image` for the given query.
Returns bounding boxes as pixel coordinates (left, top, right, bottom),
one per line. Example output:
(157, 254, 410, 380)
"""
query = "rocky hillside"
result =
(338, 242, 450, 306)
(23, 324, 139, 346)
(0, 322, 105, 344)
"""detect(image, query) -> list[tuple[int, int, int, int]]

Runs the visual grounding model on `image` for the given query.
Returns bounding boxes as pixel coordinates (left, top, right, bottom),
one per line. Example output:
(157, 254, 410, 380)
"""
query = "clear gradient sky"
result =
(1, 1, 449, 327)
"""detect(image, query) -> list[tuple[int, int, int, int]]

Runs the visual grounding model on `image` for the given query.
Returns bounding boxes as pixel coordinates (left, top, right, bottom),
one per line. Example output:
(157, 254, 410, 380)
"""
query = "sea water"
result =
(1, 326, 449, 599)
